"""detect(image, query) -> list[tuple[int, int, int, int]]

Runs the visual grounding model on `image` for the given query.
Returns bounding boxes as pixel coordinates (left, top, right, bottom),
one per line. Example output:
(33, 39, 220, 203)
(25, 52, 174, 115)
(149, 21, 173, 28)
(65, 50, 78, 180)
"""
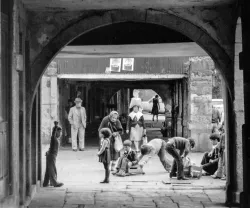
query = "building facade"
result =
(0, 0, 250, 207)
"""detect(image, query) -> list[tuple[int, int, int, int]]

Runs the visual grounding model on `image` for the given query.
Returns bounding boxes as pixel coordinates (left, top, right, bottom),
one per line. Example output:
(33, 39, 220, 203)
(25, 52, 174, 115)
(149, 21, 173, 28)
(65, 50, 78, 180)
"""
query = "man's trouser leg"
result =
(47, 154, 58, 186)
(158, 143, 172, 172)
(170, 160, 177, 175)
(201, 152, 210, 165)
(78, 126, 85, 149)
(202, 161, 218, 175)
(214, 151, 224, 177)
(43, 156, 50, 186)
(71, 126, 78, 150)
(166, 144, 184, 178)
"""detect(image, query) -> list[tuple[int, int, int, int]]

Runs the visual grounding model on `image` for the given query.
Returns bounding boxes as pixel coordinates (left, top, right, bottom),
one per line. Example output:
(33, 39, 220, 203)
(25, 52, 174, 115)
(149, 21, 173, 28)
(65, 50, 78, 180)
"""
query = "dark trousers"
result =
(166, 143, 184, 178)
(158, 142, 171, 171)
(43, 154, 58, 186)
(201, 152, 218, 175)
(103, 162, 110, 181)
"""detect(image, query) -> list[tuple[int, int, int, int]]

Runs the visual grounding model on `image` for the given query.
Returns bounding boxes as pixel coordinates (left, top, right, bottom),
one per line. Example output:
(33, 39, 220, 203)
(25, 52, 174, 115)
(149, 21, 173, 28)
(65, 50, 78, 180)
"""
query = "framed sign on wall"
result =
(122, 58, 134, 71)
(110, 58, 122, 72)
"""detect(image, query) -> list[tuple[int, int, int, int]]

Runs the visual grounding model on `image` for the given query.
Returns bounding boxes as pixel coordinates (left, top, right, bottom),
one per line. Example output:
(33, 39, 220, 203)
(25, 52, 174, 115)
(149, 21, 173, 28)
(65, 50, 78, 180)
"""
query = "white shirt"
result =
(129, 111, 143, 120)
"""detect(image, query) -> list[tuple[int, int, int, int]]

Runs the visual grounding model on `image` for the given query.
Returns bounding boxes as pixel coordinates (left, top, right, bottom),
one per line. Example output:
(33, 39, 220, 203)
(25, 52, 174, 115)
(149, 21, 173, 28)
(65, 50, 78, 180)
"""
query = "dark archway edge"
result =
(30, 9, 233, 106)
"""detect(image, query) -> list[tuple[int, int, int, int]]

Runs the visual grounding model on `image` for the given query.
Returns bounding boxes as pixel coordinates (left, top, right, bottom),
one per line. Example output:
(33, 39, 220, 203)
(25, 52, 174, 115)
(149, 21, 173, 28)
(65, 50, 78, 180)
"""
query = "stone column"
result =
(40, 61, 58, 146)
(182, 78, 189, 138)
(177, 81, 183, 136)
(230, 17, 244, 204)
(240, 1, 250, 206)
(10, 0, 20, 200)
(117, 90, 122, 114)
(188, 57, 213, 152)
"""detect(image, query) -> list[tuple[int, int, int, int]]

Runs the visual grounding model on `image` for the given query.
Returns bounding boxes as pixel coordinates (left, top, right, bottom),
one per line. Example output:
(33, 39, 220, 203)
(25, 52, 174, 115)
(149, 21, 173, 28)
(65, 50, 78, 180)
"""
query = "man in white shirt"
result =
(138, 138, 172, 172)
(68, 98, 87, 151)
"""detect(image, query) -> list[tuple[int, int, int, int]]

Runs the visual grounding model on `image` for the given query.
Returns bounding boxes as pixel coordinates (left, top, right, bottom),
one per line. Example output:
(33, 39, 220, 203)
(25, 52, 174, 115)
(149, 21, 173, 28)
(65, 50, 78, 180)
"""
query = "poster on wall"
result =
(110, 58, 122, 72)
(122, 58, 134, 71)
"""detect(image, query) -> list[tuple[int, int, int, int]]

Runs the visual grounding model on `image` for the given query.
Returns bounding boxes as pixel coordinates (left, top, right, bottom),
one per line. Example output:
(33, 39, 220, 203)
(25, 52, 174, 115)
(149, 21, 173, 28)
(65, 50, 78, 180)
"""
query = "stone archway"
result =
(27, 9, 240, 205)
(30, 9, 233, 104)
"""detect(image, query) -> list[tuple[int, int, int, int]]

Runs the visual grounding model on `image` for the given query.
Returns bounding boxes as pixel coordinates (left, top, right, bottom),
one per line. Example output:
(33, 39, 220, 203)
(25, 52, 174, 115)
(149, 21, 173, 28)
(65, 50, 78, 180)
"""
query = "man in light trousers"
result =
(68, 98, 87, 151)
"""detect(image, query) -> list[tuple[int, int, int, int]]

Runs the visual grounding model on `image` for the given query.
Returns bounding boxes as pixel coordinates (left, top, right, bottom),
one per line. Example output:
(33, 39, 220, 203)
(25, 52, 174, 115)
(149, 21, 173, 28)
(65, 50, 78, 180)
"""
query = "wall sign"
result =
(122, 58, 134, 71)
(110, 58, 121, 72)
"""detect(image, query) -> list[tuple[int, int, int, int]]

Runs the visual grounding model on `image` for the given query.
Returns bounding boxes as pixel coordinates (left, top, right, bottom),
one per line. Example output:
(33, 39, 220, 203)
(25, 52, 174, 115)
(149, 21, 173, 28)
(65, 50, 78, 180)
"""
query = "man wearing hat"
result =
(113, 140, 138, 176)
(68, 98, 87, 151)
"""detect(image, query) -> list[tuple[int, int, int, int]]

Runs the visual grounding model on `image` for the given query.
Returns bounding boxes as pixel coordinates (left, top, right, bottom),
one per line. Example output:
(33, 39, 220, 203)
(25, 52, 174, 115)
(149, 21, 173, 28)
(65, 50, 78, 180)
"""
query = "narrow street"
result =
(29, 145, 228, 208)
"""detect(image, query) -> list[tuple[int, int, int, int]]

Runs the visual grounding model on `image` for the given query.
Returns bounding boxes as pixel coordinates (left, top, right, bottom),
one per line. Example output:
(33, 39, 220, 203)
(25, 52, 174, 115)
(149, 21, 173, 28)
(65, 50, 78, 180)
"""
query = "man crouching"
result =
(43, 121, 64, 187)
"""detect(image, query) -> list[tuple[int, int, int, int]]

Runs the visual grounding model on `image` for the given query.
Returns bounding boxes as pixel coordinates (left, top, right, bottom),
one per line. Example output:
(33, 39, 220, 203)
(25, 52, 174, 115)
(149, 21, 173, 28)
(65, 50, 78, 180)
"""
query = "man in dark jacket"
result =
(43, 121, 64, 187)
(201, 133, 220, 175)
(166, 137, 195, 180)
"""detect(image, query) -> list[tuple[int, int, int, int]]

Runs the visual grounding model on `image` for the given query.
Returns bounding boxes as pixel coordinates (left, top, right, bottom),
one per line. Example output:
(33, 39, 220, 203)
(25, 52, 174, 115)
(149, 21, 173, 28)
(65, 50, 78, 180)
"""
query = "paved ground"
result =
(28, 144, 231, 208)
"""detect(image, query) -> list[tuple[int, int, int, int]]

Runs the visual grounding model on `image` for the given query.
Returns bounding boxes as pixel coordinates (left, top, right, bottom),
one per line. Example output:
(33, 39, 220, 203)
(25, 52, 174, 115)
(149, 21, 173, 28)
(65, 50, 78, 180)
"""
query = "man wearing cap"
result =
(68, 98, 87, 151)
(166, 137, 195, 180)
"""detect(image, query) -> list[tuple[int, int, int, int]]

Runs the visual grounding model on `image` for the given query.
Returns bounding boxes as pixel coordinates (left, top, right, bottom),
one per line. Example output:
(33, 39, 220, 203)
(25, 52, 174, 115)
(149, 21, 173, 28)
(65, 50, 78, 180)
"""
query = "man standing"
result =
(68, 98, 87, 151)
(139, 139, 172, 173)
(166, 137, 195, 180)
(43, 121, 64, 187)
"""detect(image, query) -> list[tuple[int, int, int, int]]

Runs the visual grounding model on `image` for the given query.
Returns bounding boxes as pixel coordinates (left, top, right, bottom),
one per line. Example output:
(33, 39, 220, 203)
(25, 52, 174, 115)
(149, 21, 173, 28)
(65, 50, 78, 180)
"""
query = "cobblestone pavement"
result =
(28, 146, 232, 208)
(29, 183, 231, 208)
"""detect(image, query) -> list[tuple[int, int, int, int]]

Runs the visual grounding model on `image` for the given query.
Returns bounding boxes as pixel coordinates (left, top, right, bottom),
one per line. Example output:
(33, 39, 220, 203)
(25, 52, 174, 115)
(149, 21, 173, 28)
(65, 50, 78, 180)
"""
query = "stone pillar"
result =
(85, 83, 90, 121)
(177, 81, 183, 136)
(182, 78, 189, 138)
(40, 61, 58, 146)
(127, 88, 130, 114)
(188, 57, 213, 152)
(229, 18, 244, 203)
(10, 0, 20, 200)
(240, 1, 250, 206)
(117, 90, 122, 114)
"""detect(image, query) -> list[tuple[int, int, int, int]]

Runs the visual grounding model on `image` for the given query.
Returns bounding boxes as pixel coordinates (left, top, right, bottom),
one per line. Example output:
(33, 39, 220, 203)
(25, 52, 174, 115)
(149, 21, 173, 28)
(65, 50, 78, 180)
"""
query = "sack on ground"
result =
(190, 165, 202, 179)
(114, 134, 123, 152)
(183, 157, 202, 179)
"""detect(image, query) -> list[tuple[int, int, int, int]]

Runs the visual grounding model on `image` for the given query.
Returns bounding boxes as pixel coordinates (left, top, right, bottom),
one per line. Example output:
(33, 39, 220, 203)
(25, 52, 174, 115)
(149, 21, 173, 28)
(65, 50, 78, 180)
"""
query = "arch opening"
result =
(29, 10, 234, 201)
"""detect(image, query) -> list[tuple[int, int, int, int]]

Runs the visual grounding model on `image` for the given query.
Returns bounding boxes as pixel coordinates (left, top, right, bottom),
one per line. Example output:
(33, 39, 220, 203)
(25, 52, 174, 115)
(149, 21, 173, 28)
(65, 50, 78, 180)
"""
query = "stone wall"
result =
(188, 57, 214, 152)
(40, 61, 59, 145)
